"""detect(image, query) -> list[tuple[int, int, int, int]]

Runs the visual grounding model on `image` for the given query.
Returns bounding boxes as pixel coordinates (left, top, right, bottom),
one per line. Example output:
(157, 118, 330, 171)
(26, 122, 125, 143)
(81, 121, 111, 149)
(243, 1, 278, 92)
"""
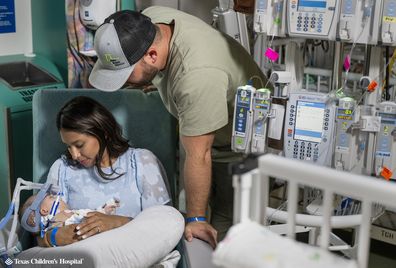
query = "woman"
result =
(37, 96, 170, 247)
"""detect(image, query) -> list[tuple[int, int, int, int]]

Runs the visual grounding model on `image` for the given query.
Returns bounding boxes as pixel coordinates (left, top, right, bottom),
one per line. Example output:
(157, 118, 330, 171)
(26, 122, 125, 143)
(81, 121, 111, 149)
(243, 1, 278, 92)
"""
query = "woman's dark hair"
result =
(56, 96, 130, 180)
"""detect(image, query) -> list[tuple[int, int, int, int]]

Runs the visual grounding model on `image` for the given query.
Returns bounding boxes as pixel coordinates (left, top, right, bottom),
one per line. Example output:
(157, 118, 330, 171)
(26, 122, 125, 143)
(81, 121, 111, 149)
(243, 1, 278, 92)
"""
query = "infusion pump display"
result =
(293, 101, 325, 143)
(382, 0, 396, 45)
(284, 92, 336, 166)
(232, 85, 255, 153)
(374, 102, 396, 180)
(288, 0, 340, 40)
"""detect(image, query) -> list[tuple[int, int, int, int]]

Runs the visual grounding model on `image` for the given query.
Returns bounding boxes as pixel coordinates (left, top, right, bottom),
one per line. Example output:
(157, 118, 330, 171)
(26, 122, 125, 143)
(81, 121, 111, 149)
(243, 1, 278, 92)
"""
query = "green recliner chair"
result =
(32, 88, 178, 200)
(17, 88, 215, 268)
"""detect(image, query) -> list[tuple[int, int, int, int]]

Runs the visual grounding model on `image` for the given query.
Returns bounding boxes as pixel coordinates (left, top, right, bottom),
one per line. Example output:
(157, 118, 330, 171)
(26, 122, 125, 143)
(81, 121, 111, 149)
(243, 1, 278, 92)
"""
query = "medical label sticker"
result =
(0, 0, 15, 33)
(384, 16, 396, 23)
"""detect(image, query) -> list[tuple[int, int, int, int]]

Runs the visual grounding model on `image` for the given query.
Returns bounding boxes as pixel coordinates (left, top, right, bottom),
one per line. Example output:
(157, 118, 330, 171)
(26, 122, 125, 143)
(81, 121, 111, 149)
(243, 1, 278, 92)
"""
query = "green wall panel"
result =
(31, 1, 67, 84)
(122, 0, 135, 10)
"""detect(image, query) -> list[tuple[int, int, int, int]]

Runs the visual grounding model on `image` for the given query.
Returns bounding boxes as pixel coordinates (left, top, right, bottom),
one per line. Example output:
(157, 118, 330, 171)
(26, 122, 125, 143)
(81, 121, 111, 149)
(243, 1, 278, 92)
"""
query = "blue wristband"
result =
(186, 216, 207, 223)
(50, 227, 59, 247)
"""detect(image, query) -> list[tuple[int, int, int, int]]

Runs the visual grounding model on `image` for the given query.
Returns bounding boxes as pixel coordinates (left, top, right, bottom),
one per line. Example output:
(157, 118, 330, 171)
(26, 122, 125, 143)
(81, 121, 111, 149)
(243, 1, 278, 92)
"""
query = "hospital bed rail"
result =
(232, 154, 396, 268)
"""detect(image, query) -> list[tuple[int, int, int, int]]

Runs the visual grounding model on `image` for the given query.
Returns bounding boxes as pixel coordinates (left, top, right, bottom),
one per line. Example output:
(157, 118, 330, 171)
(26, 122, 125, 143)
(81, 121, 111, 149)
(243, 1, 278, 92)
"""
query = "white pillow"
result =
(16, 205, 184, 267)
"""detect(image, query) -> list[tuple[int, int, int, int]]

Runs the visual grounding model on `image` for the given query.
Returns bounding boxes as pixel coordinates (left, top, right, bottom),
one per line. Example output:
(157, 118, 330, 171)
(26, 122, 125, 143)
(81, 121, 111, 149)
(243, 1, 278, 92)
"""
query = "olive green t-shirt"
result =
(143, 6, 267, 161)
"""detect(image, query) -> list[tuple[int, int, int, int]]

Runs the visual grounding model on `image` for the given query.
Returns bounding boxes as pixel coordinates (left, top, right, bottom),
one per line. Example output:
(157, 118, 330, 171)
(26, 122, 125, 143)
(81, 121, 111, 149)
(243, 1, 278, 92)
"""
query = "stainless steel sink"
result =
(0, 61, 61, 90)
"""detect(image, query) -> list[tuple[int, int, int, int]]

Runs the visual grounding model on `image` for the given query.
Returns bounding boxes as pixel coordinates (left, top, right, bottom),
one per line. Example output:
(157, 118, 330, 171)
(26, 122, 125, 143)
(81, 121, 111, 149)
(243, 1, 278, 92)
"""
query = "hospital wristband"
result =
(50, 227, 59, 247)
(186, 216, 207, 223)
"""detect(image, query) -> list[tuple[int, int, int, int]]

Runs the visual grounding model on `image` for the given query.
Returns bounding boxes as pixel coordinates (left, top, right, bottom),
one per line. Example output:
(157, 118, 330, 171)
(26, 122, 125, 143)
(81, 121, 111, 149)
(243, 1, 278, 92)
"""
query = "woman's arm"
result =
(36, 233, 51, 247)
(36, 215, 131, 246)
(36, 224, 79, 247)
(136, 149, 171, 208)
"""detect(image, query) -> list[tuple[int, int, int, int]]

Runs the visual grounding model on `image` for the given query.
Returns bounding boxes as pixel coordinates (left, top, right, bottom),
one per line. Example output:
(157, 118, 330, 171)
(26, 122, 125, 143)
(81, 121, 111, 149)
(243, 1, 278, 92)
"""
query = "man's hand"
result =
(184, 221, 217, 249)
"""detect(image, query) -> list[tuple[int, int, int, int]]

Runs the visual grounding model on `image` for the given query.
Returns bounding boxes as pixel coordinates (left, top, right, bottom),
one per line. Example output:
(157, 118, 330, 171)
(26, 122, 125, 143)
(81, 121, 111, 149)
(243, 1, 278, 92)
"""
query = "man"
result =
(89, 6, 267, 248)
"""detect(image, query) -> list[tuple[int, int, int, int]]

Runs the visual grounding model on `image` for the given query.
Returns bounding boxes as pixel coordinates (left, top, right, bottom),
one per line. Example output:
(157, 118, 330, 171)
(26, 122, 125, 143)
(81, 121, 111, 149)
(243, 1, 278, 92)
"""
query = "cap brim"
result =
(89, 60, 135, 92)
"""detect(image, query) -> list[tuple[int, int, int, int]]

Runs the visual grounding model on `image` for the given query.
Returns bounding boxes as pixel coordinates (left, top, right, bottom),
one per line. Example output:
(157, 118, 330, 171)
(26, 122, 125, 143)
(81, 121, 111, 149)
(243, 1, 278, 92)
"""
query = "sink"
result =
(0, 61, 61, 90)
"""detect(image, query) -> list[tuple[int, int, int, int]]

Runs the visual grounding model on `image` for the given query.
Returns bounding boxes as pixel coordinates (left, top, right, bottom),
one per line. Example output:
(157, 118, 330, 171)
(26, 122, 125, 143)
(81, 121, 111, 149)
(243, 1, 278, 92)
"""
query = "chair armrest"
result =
(181, 238, 219, 268)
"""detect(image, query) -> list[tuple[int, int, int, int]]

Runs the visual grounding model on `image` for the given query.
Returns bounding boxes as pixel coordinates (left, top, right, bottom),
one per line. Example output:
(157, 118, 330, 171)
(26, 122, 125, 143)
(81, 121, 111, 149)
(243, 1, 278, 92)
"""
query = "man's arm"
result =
(181, 133, 218, 248)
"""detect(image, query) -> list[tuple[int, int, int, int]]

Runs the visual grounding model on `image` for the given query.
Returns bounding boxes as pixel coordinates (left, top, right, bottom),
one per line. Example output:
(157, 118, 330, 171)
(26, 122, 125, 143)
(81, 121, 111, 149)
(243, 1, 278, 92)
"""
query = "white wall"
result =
(0, 0, 32, 56)
(135, 0, 219, 24)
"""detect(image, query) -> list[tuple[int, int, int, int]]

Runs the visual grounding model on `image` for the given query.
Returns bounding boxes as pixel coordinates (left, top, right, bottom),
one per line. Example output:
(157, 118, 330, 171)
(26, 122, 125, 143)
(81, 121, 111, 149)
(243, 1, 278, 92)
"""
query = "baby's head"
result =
(39, 194, 69, 216)
(20, 194, 69, 229)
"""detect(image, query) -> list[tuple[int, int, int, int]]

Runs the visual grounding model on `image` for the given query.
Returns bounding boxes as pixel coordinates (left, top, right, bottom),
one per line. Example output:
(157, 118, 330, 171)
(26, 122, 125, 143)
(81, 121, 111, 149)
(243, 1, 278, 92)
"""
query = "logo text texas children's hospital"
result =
(12, 258, 84, 265)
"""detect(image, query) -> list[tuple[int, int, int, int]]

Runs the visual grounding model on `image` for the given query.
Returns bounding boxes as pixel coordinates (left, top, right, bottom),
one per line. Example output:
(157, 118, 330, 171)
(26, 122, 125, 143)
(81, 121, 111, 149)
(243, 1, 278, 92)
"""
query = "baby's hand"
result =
(103, 205, 117, 215)
(102, 197, 120, 215)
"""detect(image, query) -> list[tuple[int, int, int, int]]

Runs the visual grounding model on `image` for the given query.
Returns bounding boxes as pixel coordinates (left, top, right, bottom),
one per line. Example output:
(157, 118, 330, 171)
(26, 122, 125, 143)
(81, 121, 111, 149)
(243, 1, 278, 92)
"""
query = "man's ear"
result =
(145, 47, 158, 64)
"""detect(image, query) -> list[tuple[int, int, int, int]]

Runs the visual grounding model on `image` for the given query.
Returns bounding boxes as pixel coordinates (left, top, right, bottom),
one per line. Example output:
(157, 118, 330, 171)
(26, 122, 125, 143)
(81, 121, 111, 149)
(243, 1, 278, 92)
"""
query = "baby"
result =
(21, 193, 120, 231)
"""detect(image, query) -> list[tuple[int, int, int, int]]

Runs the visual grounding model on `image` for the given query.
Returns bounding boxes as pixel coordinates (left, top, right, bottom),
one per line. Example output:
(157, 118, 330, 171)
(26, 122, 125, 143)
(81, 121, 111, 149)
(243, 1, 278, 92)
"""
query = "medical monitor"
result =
(298, 0, 327, 12)
(287, 0, 340, 40)
(294, 101, 325, 143)
(284, 92, 336, 167)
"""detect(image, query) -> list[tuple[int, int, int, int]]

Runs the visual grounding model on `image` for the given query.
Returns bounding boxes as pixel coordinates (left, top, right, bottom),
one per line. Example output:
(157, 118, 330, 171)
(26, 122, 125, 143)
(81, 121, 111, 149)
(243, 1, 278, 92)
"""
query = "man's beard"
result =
(131, 64, 159, 88)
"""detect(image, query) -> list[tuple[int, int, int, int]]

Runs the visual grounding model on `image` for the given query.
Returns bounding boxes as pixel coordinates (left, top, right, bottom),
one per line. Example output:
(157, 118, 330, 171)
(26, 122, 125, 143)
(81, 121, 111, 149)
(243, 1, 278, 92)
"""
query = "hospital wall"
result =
(0, 0, 68, 216)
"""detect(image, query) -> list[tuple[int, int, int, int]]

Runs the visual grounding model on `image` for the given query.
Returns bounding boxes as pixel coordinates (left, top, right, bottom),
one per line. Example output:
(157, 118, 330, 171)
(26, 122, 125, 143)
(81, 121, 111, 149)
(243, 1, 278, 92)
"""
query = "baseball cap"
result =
(89, 10, 156, 91)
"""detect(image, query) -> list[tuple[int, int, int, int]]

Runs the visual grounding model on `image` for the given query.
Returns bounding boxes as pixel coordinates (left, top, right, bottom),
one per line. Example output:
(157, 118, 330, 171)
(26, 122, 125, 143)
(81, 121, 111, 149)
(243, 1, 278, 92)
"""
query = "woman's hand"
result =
(37, 224, 79, 247)
(55, 224, 80, 246)
(75, 212, 131, 240)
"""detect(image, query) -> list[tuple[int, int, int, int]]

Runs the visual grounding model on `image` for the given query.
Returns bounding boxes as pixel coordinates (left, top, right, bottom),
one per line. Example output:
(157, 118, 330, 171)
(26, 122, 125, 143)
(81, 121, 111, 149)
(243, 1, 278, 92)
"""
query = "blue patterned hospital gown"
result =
(46, 148, 170, 218)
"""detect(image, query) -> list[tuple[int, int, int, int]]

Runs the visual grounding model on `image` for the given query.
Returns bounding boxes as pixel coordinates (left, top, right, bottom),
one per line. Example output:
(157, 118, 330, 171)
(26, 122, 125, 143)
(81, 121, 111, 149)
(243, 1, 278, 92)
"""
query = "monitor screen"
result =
(337, 108, 353, 121)
(379, 112, 396, 125)
(298, 0, 327, 12)
(237, 92, 251, 105)
(234, 91, 252, 133)
(254, 98, 269, 109)
(294, 101, 325, 143)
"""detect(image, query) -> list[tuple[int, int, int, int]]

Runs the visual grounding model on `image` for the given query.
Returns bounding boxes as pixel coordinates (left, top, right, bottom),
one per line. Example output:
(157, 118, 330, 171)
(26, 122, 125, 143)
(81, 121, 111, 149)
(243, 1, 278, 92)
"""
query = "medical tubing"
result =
(346, 53, 395, 107)
(185, 216, 207, 223)
(341, 41, 357, 91)
(340, 12, 370, 94)
(6, 179, 22, 251)
(0, 203, 14, 231)
(338, 47, 393, 108)
(264, 72, 276, 89)
(50, 195, 61, 217)
(268, 28, 276, 49)
(7, 179, 46, 251)
(50, 227, 59, 247)
(268, 1, 281, 48)
(249, 75, 264, 88)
